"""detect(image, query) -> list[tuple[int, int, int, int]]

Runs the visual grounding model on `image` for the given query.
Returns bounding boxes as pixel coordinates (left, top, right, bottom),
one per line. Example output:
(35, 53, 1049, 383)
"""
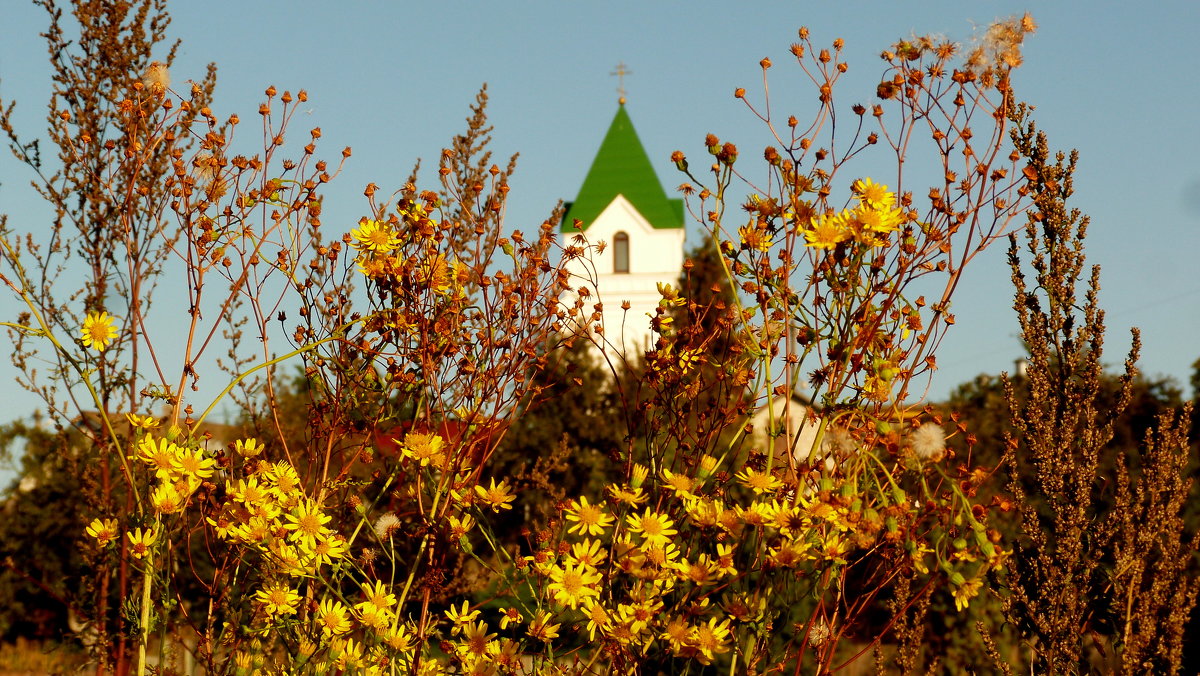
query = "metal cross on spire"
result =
(610, 61, 632, 104)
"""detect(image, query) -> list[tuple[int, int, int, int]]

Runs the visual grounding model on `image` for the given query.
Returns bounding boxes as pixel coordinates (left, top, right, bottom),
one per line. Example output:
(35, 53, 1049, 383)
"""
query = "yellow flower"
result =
(234, 437, 264, 458)
(581, 599, 611, 641)
(457, 620, 496, 658)
(333, 637, 365, 670)
(81, 311, 118, 351)
(264, 462, 302, 505)
(445, 599, 480, 626)
(686, 497, 724, 527)
(135, 436, 183, 479)
(174, 447, 216, 480)
(715, 543, 738, 577)
(401, 432, 445, 467)
(564, 495, 614, 536)
(673, 555, 719, 587)
(473, 478, 516, 512)
(565, 539, 607, 568)
(126, 527, 157, 559)
(315, 598, 352, 638)
(738, 223, 773, 252)
(953, 576, 982, 612)
(851, 177, 895, 208)
(350, 218, 400, 253)
(382, 623, 416, 652)
(659, 616, 691, 652)
(85, 518, 118, 546)
(125, 413, 160, 430)
(547, 562, 602, 609)
(498, 607, 522, 630)
(526, 610, 560, 643)
(356, 580, 396, 614)
(735, 466, 782, 495)
(692, 616, 733, 665)
(803, 211, 850, 250)
(304, 534, 348, 567)
(284, 498, 332, 546)
(228, 475, 271, 506)
(625, 509, 678, 546)
(854, 202, 904, 234)
(255, 581, 301, 616)
(448, 513, 475, 540)
(659, 468, 696, 499)
(606, 483, 647, 506)
(150, 483, 185, 514)
(423, 253, 452, 295)
(357, 604, 393, 631)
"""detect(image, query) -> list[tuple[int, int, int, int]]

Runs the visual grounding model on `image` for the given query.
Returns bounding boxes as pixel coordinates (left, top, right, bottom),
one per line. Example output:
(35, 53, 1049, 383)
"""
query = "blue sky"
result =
(2, 1, 1199, 478)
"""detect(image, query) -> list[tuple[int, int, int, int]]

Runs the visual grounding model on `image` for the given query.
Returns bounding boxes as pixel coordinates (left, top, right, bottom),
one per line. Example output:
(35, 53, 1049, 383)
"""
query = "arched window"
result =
(613, 231, 630, 273)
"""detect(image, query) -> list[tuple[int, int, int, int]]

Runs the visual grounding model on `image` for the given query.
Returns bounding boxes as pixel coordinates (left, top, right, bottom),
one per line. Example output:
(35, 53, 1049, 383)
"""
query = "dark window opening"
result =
(614, 231, 630, 273)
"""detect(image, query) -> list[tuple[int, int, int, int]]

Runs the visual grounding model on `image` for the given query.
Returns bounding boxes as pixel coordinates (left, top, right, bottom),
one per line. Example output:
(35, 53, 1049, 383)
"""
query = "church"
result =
(560, 97, 685, 359)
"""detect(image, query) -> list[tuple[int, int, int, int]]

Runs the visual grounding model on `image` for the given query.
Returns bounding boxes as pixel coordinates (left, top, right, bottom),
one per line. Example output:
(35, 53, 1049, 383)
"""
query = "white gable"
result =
(562, 194, 685, 360)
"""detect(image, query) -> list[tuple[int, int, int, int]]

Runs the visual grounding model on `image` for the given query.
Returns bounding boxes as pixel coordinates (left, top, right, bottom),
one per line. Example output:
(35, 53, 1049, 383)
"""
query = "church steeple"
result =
(562, 105, 683, 233)
(559, 100, 687, 359)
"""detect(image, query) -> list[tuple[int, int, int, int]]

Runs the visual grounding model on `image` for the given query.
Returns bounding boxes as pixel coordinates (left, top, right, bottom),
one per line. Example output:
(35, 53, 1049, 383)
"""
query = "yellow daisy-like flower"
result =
(356, 604, 393, 632)
(445, 600, 480, 626)
(685, 497, 723, 528)
(150, 482, 185, 514)
(350, 218, 401, 253)
(953, 576, 983, 612)
(659, 468, 697, 499)
(382, 623, 416, 652)
(228, 475, 271, 506)
(315, 598, 352, 638)
(738, 224, 773, 252)
(234, 437, 263, 458)
(357, 580, 396, 614)
(401, 432, 445, 467)
(803, 211, 850, 250)
(526, 610, 561, 643)
(284, 498, 333, 546)
(565, 539, 607, 568)
(715, 543, 738, 577)
(660, 616, 691, 653)
(564, 495, 614, 536)
(304, 534, 349, 567)
(423, 253, 452, 295)
(85, 517, 119, 546)
(125, 413, 160, 430)
(457, 620, 496, 658)
(448, 513, 475, 540)
(625, 509, 678, 547)
(473, 478, 516, 512)
(265, 462, 302, 506)
(174, 447, 216, 481)
(855, 202, 904, 234)
(692, 616, 733, 665)
(135, 435, 183, 479)
(851, 177, 895, 208)
(547, 562, 602, 610)
(80, 311, 118, 351)
(255, 581, 301, 616)
(581, 599, 611, 641)
(735, 467, 782, 495)
(498, 607, 522, 630)
(606, 483, 647, 507)
(126, 527, 157, 560)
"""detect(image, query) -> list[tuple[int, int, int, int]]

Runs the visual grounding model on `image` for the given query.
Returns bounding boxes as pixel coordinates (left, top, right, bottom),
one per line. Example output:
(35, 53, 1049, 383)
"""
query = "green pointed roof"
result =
(562, 104, 683, 232)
